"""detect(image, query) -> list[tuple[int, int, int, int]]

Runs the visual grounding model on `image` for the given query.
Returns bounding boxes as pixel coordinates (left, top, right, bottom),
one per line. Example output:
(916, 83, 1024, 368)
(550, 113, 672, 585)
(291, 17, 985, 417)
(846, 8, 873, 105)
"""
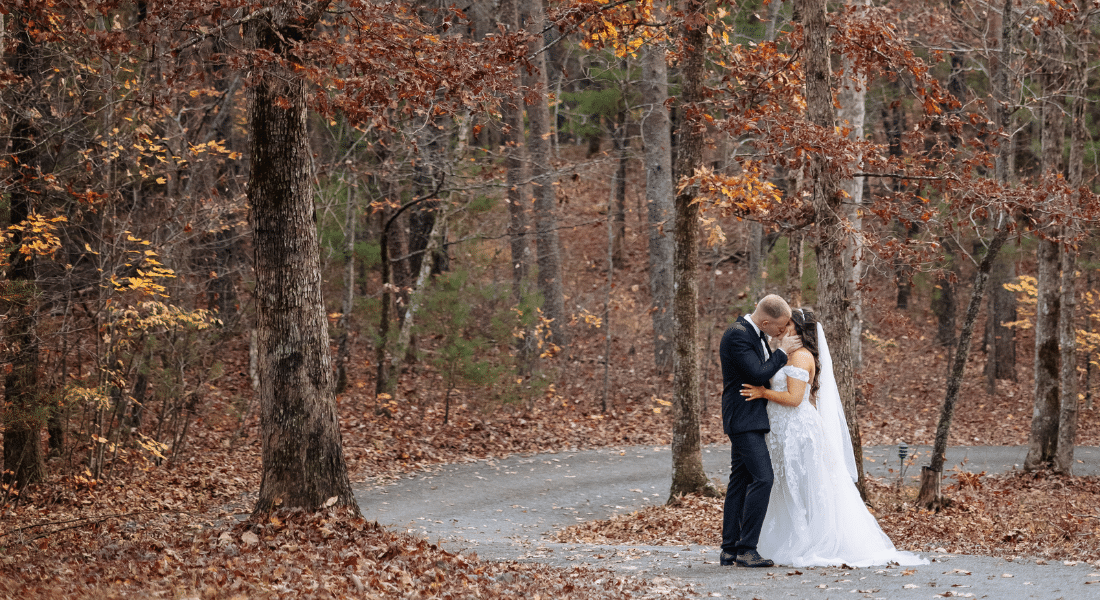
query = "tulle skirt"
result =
(758, 403, 927, 568)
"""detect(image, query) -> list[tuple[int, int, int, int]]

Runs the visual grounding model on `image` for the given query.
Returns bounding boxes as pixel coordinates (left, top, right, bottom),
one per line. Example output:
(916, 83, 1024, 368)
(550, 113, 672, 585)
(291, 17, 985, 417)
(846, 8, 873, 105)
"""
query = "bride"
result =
(740, 309, 927, 568)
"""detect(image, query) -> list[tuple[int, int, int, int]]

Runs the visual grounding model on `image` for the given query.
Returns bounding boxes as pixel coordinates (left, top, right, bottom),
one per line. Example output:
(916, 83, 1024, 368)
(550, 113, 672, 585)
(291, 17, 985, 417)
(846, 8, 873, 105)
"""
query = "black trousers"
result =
(722, 430, 774, 554)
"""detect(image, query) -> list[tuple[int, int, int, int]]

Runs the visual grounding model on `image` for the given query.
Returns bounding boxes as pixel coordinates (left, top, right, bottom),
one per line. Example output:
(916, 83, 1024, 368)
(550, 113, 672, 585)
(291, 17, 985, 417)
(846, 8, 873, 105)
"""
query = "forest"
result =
(1, 0, 1100, 597)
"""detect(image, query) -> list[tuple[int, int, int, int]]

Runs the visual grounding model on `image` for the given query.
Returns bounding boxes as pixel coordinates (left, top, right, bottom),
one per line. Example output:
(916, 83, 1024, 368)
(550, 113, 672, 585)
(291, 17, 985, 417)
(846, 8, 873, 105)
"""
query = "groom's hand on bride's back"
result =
(777, 333, 802, 356)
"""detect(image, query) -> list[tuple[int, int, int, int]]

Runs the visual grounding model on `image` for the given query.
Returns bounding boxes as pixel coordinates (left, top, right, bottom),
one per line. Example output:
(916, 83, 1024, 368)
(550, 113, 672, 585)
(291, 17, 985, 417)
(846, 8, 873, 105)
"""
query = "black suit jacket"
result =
(719, 315, 788, 436)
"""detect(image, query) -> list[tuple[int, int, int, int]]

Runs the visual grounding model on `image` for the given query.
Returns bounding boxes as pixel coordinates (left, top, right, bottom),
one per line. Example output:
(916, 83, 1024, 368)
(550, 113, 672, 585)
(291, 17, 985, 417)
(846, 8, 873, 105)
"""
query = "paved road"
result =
(355, 445, 1100, 599)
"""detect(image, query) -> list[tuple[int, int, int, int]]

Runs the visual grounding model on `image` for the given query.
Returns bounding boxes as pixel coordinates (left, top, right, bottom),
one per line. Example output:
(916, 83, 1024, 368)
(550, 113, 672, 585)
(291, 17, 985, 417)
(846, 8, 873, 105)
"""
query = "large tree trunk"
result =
(668, 0, 713, 500)
(641, 3, 675, 376)
(3, 9, 47, 488)
(1026, 236, 1061, 472)
(1054, 240, 1078, 474)
(246, 2, 357, 517)
(798, 0, 868, 500)
(837, 0, 868, 370)
(1025, 18, 1066, 472)
(1054, 14, 1088, 474)
(500, 0, 534, 372)
(528, 0, 567, 350)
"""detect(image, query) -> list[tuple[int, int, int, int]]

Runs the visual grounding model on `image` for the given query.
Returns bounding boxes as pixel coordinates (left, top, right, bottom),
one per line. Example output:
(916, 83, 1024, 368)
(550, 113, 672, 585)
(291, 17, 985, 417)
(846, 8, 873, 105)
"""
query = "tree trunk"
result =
(3, 9, 47, 488)
(1025, 239, 1061, 473)
(409, 122, 442, 280)
(1054, 16, 1088, 474)
(1025, 19, 1066, 472)
(668, 0, 714, 500)
(1087, 268, 1096, 411)
(1054, 240, 1078, 474)
(983, 257, 1016, 390)
(881, 77, 913, 311)
(393, 210, 446, 373)
(612, 76, 628, 267)
(375, 206, 395, 396)
(246, 2, 357, 517)
(500, 0, 535, 373)
(335, 181, 357, 395)
(918, 227, 1011, 510)
(641, 4, 675, 376)
(528, 0, 567, 350)
(798, 0, 868, 500)
(786, 229, 804, 309)
(893, 221, 918, 310)
(932, 239, 958, 351)
(747, 222, 764, 302)
(837, 0, 868, 370)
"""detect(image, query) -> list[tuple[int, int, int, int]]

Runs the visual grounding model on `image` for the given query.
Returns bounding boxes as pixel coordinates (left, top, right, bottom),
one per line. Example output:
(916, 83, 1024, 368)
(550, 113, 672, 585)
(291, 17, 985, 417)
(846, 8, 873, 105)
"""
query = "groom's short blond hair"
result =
(756, 294, 792, 320)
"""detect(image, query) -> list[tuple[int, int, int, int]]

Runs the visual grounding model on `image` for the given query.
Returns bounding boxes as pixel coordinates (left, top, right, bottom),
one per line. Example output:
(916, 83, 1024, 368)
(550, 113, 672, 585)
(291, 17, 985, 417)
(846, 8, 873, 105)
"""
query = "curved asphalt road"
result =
(354, 445, 1100, 599)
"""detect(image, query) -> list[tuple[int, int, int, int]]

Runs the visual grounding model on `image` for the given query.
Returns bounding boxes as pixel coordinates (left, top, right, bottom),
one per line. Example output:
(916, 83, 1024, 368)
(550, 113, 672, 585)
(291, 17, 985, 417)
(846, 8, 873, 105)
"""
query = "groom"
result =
(718, 294, 799, 567)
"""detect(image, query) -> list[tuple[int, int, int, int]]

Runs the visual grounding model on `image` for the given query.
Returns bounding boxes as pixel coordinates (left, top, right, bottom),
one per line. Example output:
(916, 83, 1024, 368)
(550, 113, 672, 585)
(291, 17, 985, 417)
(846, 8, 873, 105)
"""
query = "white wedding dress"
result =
(757, 362, 927, 567)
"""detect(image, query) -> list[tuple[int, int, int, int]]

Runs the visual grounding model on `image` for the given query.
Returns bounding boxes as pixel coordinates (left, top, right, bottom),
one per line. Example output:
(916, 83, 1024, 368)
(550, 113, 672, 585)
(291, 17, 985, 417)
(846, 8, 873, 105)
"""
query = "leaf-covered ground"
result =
(553, 473, 1100, 565)
(1, 506, 666, 599)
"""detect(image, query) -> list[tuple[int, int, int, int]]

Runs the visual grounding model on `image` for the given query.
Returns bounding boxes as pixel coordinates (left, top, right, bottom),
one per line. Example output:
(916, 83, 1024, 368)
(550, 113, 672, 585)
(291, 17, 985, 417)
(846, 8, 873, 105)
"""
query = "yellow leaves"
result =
(679, 163, 783, 248)
(66, 386, 112, 411)
(1002, 275, 1038, 305)
(108, 301, 221, 340)
(578, 1, 655, 58)
(135, 435, 169, 460)
(107, 234, 175, 298)
(3, 213, 68, 259)
(573, 308, 603, 329)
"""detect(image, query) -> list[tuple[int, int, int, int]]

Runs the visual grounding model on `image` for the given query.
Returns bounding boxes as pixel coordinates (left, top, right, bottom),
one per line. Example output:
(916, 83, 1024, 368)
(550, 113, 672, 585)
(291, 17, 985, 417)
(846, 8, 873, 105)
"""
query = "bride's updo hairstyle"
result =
(790, 309, 821, 399)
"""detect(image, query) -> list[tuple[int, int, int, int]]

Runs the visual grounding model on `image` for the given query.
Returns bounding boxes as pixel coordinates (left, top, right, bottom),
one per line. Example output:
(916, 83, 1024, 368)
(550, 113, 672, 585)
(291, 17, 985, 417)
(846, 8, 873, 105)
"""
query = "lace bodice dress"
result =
(757, 365, 927, 567)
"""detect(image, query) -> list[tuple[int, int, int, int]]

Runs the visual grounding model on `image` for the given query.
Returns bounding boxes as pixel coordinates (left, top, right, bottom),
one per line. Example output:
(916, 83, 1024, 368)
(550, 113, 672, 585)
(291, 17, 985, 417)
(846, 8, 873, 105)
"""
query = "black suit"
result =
(718, 315, 787, 555)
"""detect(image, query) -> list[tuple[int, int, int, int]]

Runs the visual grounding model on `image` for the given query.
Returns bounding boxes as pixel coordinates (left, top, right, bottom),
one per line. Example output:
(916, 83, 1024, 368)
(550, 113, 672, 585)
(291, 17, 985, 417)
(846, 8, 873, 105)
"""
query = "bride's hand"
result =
(741, 384, 764, 401)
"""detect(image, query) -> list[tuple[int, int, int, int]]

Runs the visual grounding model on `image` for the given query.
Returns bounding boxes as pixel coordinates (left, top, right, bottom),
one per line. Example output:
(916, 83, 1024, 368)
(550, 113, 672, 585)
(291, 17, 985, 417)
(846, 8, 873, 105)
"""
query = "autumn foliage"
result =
(3, 0, 1100, 597)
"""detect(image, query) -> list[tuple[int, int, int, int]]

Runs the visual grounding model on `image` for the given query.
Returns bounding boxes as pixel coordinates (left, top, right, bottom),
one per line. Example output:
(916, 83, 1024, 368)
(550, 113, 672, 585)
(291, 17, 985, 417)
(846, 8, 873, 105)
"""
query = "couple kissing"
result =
(718, 294, 927, 568)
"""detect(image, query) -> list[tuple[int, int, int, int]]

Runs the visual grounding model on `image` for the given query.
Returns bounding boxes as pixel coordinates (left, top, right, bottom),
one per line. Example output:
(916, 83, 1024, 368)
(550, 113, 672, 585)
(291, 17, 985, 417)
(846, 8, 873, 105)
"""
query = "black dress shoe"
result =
(719, 551, 737, 566)
(735, 549, 775, 568)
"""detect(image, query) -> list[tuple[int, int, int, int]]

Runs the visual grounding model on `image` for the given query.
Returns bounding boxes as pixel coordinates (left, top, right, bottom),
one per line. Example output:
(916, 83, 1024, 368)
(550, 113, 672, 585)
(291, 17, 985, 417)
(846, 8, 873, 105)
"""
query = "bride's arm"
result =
(740, 351, 814, 407)
(741, 381, 804, 407)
